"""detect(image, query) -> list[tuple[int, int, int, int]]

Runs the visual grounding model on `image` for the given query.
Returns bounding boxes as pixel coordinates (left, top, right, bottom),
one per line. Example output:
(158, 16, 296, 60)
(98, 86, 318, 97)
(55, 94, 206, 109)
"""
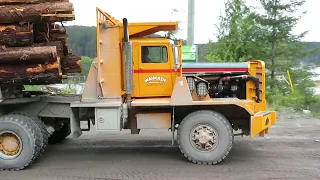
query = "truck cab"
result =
(131, 38, 180, 97)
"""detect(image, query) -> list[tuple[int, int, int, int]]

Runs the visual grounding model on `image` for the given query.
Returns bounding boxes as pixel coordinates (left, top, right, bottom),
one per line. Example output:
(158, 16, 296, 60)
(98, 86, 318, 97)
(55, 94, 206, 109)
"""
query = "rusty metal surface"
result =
(2, 115, 320, 180)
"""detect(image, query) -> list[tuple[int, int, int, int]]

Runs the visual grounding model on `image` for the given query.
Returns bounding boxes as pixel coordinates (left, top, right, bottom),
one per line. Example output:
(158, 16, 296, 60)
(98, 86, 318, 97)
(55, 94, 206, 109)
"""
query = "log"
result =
(0, 0, 68, 5)
(0, 24, 33, 46)
(62, 54, 81, 73)
(0, 46, 58, 64)
(0, 2, 74, 23)
(34, 32, 68, 55)
(33, 22, 53, 33)
(62, 40, 68, 55)
(34, 32, 67, 43)
(33, 41, 64, 59)
(0, 60, 62, 85)
(34, 32, 69, 56)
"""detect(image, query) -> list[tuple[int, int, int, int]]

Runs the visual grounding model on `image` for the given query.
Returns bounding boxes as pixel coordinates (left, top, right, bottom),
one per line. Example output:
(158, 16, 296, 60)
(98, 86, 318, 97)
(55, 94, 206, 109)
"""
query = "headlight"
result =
(187, 77, 195, 92)
(196, 81, 208, 98)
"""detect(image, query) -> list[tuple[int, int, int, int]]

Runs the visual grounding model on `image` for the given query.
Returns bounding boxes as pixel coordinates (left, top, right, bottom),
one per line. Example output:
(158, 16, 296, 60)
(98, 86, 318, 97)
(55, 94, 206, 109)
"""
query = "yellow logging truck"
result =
(0, 8, 276, 170)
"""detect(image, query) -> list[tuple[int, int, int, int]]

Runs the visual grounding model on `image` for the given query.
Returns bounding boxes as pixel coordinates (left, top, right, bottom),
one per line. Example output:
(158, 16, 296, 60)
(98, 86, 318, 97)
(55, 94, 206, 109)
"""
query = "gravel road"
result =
(2, 109, 320, 180)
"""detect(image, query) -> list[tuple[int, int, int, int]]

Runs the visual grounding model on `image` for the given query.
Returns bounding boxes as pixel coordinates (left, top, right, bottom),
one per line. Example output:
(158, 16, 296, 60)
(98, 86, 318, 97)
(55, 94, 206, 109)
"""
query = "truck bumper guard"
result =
(250, 111, 276, 137)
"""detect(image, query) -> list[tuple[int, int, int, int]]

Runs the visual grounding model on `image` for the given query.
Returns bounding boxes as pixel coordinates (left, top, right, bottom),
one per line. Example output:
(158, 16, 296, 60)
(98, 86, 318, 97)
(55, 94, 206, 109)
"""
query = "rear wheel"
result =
(0, 114, 41, 171)
(12, 112, 49, 157)
(177, 110, 233, 164)
(48, 123, 71, 144)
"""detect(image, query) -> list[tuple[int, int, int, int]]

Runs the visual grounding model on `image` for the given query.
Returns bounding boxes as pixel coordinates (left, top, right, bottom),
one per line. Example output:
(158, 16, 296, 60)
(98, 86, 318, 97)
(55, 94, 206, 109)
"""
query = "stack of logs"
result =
(0, 0, 82, 85)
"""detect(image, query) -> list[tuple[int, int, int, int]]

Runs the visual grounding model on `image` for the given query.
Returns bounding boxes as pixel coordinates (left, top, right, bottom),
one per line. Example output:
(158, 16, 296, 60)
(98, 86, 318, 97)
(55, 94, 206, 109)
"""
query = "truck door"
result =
(137, 45, 173, 97)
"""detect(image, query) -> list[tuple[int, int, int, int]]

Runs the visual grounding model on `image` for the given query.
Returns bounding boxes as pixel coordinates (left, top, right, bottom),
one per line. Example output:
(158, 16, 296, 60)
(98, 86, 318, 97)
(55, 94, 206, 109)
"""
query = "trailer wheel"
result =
(0, 114, 41, 171)
(48, 123, 71, 144)
(177, 110, 233, 165)
(12, 112, 49, 157)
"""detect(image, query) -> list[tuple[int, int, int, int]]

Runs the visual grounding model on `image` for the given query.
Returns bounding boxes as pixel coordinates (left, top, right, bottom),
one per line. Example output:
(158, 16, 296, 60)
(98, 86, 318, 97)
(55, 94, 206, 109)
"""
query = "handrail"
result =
(96, 7, 121, 26)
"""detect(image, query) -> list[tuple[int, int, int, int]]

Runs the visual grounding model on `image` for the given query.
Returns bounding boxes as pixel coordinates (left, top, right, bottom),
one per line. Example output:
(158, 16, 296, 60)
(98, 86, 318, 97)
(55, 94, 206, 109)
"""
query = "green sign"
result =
(182, 45, 197, 62)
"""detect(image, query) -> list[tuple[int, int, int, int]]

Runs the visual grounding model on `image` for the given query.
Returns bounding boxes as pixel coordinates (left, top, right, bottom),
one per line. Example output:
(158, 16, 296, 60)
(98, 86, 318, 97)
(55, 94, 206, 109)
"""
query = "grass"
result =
(24, 85, 44, 91)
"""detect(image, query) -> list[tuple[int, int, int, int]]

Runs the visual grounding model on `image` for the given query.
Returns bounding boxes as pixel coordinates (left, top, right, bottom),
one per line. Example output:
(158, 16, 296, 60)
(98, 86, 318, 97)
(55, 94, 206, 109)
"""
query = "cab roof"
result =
(130, 37, 173, 44)
(127, 22, 178, 38)
(96, 8, 178, 38)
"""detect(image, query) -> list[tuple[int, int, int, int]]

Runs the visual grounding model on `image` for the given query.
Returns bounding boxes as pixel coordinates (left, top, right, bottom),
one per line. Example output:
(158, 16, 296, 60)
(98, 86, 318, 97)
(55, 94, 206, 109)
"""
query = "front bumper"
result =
(250, 111, 276, 137)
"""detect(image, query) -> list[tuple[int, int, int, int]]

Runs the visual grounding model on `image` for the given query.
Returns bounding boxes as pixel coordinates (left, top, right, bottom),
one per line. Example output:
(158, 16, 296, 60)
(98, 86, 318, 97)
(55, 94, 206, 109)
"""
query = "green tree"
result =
(253, 0, 320, 111)
(205, 0, 319, 111)
(66, 26, 96, 58)
(205, 0, 255, 62)
(251, 0, 308, 89)
(251, 0, 320, 110)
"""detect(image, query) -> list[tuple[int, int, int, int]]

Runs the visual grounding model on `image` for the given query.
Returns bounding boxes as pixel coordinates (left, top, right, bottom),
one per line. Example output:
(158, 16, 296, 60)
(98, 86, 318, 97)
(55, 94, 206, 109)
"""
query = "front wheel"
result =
(177, 110, 233, 165)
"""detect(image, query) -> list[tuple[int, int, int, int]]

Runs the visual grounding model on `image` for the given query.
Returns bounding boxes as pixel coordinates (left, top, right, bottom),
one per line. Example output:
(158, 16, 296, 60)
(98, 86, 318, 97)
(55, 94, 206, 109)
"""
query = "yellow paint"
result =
(89, 8, 179, 99)
(250, 111, 276, 137)
(132, 39, 178, 97)
(247, 60, 267, 112)
(287, 70, 294, 92)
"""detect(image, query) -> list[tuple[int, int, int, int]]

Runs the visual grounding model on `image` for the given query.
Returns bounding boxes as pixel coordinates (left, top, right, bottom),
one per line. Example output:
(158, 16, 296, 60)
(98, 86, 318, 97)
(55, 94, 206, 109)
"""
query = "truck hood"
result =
(182, 62, 249, 74)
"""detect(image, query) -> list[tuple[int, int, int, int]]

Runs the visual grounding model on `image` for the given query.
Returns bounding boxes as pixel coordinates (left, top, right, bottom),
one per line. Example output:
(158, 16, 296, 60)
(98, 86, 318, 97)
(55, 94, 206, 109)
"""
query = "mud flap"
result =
(70, 107, 82, 139)
(250, 111, 276, 137)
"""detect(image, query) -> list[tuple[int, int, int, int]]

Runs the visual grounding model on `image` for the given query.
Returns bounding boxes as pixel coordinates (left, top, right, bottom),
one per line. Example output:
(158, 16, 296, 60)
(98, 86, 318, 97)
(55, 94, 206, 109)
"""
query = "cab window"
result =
(141, 46, 168, 63)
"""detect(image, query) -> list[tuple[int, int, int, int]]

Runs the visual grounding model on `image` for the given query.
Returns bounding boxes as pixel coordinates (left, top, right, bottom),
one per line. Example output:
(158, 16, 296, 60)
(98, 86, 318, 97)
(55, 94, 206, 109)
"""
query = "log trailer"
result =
(0, 8, 276, 171)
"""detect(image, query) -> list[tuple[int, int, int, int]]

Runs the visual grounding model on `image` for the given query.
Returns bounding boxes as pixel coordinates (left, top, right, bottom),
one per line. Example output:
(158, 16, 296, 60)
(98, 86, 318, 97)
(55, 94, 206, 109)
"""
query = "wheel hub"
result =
(190, 125, 218, 151)
(0, 131, 22, 159)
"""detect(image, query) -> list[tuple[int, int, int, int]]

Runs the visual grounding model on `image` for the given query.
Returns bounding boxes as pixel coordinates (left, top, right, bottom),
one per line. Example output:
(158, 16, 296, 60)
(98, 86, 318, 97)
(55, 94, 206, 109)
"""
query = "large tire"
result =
(177, 110, 233, 165)
(48, 123, 71, 144)
(12, 112, 49, 157)
(0, 114, 42, 171)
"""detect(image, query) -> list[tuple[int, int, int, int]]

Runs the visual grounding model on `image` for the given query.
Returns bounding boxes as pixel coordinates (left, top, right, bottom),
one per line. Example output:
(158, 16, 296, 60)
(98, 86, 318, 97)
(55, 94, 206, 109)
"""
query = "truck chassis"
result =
(0, 85, 275, 170)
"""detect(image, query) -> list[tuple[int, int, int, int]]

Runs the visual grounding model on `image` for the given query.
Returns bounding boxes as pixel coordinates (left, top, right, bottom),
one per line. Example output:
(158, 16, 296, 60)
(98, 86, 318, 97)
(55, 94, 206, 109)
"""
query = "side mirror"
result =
(173, 46, 179, 71)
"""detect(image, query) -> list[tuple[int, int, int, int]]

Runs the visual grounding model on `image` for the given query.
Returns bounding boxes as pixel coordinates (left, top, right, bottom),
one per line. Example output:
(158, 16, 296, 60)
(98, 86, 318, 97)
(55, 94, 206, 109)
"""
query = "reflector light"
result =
(187, 77, 195, 92)
(196, 82, 208, 98)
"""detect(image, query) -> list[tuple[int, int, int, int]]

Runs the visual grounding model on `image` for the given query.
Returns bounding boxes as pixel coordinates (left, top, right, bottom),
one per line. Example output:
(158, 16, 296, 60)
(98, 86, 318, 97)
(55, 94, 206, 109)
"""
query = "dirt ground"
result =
(2, 109, 320, 180)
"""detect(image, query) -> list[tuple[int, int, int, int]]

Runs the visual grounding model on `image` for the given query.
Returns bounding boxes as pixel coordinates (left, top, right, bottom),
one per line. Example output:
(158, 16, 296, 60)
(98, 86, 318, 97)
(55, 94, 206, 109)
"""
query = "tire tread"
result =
(0, 114, 42, 171)
(177, 110, 234, 165)
(12, 112, 49, 156)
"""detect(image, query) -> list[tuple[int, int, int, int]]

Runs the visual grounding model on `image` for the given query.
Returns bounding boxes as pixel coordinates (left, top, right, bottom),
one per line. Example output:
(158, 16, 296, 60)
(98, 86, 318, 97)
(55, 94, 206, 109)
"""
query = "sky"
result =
(66, 0, 320, 44)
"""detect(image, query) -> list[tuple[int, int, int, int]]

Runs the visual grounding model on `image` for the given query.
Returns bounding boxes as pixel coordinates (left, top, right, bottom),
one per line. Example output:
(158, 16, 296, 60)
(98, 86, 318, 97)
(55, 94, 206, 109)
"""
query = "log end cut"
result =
(62, 54, 82, 74)
(0, 60, 62, 85)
